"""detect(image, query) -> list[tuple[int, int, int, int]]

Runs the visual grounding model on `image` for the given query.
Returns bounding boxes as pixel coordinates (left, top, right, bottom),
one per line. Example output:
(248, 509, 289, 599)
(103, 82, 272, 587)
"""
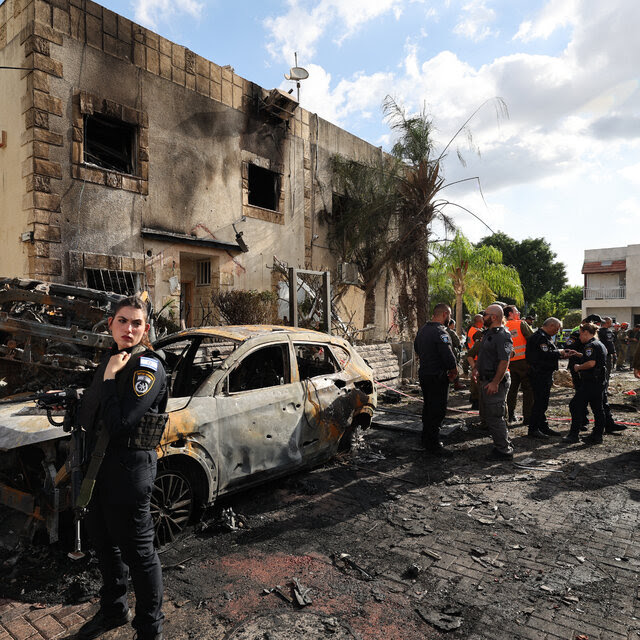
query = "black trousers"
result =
(86, 448, 163, 638)
(569, 378, 606, 437)
(602, 368, 616, 428)
(529, 370, 554, 432)
(570, 372, 589, 426)
(419, 373, 450, 448)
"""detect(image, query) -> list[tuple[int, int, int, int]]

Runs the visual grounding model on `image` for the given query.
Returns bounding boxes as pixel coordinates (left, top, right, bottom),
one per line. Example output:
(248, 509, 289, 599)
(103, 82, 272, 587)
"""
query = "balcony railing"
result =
(583, 286, 626, 300)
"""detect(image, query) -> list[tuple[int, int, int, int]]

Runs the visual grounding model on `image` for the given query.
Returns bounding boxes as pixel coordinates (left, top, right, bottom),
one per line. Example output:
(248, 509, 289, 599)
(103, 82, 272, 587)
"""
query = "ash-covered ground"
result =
(2, 370, 640, 640)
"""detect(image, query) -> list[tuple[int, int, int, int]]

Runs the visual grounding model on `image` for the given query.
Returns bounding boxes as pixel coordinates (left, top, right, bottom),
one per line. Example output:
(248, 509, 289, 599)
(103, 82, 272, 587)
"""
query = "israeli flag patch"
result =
(139, 356, 159, 371)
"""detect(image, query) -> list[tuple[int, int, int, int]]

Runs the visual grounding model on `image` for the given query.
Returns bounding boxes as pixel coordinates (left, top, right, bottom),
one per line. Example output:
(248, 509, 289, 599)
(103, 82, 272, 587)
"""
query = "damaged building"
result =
(0, 0, 396, 336)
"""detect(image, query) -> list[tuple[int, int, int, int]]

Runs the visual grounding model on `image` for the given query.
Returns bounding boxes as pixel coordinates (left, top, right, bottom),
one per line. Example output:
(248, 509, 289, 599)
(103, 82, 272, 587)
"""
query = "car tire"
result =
(151, 468, 194, 546)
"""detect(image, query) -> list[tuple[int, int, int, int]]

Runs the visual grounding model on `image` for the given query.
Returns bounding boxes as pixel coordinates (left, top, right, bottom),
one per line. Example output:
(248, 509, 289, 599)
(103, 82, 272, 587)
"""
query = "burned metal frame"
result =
(288, 268, 332, 335)
(0, 277, 126, 383)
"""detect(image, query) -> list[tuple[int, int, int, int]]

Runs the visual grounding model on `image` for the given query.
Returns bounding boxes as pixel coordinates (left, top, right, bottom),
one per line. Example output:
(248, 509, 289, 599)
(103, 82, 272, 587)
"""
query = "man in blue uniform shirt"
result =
(414, 303, 458, 457)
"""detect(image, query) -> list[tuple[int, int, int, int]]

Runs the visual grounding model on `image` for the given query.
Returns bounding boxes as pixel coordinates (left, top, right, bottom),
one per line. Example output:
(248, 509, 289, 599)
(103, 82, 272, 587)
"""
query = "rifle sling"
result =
(76, 427, 110, 509)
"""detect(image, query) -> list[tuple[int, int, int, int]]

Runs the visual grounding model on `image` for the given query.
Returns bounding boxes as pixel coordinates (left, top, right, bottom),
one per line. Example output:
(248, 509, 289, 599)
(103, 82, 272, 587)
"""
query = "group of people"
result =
(414, 303, 639, 460)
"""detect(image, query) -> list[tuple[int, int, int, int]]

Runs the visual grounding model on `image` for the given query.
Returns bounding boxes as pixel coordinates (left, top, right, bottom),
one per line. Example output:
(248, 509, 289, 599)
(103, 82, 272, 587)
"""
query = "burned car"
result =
(0, 325, 376, 545)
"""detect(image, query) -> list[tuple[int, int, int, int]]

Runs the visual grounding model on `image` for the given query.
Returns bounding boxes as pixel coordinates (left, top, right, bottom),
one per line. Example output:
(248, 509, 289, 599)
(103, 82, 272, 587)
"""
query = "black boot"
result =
(77, 609, 133, 640)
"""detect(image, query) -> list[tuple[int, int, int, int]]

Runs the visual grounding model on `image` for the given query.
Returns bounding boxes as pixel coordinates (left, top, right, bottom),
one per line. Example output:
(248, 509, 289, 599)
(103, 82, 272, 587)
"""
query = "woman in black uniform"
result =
(564, 323, 607, 445)
(76, 296, 168, 640)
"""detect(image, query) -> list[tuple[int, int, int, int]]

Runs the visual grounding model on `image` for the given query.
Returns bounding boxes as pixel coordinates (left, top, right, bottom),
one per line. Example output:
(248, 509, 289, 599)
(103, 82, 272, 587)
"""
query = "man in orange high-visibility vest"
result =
(504, 305, 534, 424)
(465, 314, 484, 410)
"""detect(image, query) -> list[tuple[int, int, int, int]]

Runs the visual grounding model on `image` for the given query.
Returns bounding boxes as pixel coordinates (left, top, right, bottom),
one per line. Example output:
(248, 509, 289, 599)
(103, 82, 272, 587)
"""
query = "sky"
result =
(98, 0, 640, 289)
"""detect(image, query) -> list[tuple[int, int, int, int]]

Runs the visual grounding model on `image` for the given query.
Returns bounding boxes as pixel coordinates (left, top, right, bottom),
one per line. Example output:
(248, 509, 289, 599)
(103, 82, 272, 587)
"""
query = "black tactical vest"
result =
(78, 345, 168, 451)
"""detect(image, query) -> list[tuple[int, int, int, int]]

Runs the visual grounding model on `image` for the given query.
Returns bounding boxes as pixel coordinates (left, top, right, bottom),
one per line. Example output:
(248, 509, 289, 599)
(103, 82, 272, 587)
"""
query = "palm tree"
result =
(430, 232, 524, 333)
(326, 97, 508, 331)
(383, 96, 507, 326)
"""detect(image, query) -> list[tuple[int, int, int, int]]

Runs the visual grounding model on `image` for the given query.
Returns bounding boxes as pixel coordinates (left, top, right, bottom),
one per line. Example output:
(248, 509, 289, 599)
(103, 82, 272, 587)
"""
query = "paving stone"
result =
(31, 614, 65, 639)
(2, 617, 39, 640)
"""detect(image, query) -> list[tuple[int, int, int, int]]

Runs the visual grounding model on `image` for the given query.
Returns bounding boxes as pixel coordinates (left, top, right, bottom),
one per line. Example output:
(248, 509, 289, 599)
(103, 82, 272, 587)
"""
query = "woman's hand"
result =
(104, 352, 131, 381)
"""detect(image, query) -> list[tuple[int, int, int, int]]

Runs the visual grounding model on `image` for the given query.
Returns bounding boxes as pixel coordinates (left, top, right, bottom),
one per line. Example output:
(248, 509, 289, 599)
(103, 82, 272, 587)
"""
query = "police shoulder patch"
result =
(139, 356, 159, 371)
(441, 334, 450, 343)
(133, 370, 156, 397)
(541, 344, 548, 351)
(585, 348, 592, 356)
(505, 343, 513, 355)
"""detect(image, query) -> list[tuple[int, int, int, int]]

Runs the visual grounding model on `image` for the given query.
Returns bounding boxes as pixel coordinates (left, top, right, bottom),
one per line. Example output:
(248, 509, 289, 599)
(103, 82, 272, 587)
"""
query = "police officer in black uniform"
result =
(525, 317, 577, 439)
(563, 322, 607, 444)
(76, 296, 168, 640)
(414, 303, 458, 456)
(585, 314, 626, 434)
(564, 325, 589, 432)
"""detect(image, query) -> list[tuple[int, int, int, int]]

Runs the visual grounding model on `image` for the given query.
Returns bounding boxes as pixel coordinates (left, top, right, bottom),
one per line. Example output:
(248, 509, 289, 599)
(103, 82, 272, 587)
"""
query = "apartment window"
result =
(86, 269, 145, 295)
(84, 114, 137, 175)
(197, 260, 211, 286)
(248, 164, 280, 211)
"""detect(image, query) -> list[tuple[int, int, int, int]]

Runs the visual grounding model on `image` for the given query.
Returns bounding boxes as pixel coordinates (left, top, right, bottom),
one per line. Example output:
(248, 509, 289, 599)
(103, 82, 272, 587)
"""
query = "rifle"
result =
(1, 389, 86, 559)
(0, 389, 82, 427)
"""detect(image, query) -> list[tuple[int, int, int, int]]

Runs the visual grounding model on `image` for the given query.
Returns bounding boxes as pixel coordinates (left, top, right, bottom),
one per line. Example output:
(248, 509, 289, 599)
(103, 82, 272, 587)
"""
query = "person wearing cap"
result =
(615, 322, 629, 370)
(583, 314, 626, 433)
(524, 315, 535, 327)
(563, 321, 590, 432)
(563, 322, 608, 444)
(525, 318, 578, 439)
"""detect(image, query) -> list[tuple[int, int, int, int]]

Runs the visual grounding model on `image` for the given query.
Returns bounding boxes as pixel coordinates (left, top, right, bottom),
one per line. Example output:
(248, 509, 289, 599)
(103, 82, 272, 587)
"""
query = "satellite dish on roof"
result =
(284, 53, 309, 102)
(284, 66, 309, 81)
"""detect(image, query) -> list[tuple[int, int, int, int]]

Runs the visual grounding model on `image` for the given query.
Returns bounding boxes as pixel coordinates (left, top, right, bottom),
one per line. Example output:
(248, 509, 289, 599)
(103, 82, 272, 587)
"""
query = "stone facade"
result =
(0, 0, 394, 336)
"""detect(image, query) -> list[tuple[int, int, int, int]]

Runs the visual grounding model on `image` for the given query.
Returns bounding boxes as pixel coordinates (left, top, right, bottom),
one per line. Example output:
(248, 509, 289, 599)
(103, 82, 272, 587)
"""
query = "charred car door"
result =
(214, 341, 307, 493)
(294, 342, 355, 462)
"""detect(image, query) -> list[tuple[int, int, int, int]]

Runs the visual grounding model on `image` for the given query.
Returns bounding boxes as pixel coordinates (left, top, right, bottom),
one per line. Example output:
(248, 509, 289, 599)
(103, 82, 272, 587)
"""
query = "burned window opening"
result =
(248, 164, 280, 211)
(86, 269, 146, 296)
(295, 343, 340, 379)
(84, 113, 137, 175)
(228, 344, 289, 392)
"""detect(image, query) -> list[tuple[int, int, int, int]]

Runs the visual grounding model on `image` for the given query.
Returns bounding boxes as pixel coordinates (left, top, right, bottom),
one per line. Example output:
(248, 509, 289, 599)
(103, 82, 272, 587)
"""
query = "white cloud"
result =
(513, 0, 579, 42)
(453, 0, 497, 42)
(289, 63, 394, 127)
(264, 0, 407, 62)
(133, 0, 203, 29)
(619, 163, 640, 186)
(616, 197, 640, 224)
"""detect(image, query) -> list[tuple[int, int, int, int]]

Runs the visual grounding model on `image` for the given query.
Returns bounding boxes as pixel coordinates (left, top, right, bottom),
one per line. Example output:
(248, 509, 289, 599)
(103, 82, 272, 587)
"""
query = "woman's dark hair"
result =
(112, 295, 149, 321)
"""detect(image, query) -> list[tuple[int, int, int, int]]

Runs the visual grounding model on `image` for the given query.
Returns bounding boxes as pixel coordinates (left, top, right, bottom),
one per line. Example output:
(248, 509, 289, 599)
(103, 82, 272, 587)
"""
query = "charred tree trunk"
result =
(363, 285, 376, 328)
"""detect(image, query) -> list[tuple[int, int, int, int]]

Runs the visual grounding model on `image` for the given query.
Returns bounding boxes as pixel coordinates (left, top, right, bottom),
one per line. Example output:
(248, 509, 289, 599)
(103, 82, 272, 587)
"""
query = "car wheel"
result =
(151, 468, 194, 545)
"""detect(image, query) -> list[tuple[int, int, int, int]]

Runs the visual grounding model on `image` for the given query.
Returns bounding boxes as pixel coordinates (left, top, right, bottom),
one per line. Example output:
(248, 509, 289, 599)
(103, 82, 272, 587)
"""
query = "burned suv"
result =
(0, 279, 376, 545)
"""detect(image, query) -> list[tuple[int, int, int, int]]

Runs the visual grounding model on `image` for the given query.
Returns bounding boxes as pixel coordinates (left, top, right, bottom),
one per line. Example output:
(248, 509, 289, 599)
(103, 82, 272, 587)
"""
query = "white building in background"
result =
(581, 244, 640, 326)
